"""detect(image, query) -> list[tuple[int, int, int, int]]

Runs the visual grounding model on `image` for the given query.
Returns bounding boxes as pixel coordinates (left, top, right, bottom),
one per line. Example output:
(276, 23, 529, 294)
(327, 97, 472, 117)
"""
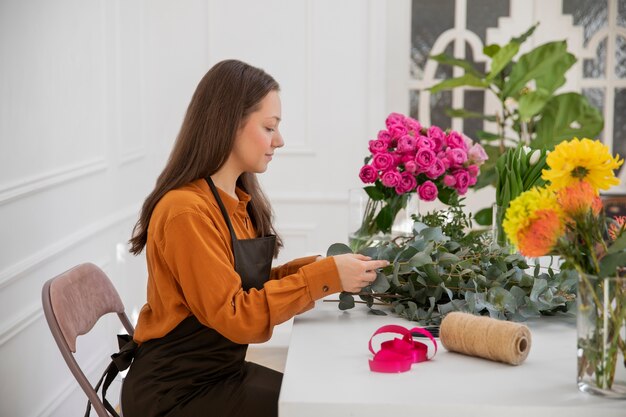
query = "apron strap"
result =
(205, 176, 238, 250)
(84, 334, 137, 417)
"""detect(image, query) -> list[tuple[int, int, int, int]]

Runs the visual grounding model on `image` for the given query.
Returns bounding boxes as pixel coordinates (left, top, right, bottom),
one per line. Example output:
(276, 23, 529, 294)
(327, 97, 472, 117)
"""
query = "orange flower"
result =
(557, 181, 602, 219)
(517, 209, 564, 257)
(608, 216, 626, 241)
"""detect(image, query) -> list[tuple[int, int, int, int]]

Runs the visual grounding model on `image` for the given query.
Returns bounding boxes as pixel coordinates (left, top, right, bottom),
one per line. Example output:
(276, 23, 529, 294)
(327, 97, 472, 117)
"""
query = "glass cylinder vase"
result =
(577, 272, 626, 398)
(348, 188, 419, 252)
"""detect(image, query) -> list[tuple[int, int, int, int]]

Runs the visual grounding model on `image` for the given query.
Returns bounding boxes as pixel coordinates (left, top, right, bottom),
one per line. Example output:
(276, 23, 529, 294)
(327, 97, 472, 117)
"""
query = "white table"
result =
(278, 298, 626, 417)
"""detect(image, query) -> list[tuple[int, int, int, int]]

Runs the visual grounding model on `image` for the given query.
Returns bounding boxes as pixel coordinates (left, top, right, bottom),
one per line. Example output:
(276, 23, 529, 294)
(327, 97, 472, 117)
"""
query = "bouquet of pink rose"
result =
(352, 112, 487, 249)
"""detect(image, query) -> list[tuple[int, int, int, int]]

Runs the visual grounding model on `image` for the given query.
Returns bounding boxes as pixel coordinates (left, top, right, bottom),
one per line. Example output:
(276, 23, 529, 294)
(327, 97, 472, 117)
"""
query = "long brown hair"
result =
(129, 59, 283, 256)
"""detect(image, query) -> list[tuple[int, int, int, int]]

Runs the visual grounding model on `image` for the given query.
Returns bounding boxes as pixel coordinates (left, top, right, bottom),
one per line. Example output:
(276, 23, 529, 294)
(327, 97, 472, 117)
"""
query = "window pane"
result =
(583, 37, 607, 79)
(430, 91, 452, 129)
(563, 0, 608, 46)
(409, 90, 420, 120)
(619, 0, 626, 28)
(463, 90, 485, 141)
(465, 42, 485, 74)
(434, 43, 454, 80)
(617, 36, 626, 78)
(411, 0, 455, 80)
(613, 88, 626, 175)
(582, 87, 605, 140)
(466, 0, 511, 44)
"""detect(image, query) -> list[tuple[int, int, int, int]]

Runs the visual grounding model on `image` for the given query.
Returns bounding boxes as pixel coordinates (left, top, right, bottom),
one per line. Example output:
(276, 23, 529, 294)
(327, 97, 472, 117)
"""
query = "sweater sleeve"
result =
(270, 255, 320, 279)
(158, 211, 341, 344)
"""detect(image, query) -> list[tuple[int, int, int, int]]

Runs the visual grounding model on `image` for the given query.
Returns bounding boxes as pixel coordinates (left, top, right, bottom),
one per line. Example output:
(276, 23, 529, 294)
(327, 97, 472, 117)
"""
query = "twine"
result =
(439, 312, 532, 365)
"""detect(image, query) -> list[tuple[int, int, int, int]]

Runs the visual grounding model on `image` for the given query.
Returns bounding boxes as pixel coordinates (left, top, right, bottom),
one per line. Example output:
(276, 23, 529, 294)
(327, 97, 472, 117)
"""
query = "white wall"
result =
(0, 0, 389, 415)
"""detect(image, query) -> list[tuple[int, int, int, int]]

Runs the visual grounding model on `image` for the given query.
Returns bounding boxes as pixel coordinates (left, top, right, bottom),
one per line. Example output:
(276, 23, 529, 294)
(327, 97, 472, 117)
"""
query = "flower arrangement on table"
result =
(503, 137, 626, 394)
(352, 112, 488, 250)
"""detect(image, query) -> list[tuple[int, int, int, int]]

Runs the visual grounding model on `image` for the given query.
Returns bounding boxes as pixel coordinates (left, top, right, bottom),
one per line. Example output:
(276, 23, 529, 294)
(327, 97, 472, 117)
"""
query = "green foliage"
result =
(428, 23, 603, 189)
(484, 145, 549, 244)
(334, 206, 576, 325)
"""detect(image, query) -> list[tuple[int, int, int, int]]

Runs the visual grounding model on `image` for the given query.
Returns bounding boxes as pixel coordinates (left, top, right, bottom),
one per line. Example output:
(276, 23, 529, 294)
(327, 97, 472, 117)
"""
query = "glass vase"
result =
(577, 272, 626, 398)
(348, 188, 419, 252)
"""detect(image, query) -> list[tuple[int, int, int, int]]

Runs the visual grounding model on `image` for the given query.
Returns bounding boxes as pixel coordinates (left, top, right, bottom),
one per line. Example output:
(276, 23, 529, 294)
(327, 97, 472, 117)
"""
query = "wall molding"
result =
(0, 206, 138, 291)
(0, 158, 107, 206)
(119, 148, 146, 166)
(0, 303, 42, 347)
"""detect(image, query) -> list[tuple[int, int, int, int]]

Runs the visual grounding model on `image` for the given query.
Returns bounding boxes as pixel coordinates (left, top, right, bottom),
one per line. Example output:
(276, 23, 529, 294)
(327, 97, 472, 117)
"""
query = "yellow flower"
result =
(542, 138, 623, 193)
(503, 186, 562, 249)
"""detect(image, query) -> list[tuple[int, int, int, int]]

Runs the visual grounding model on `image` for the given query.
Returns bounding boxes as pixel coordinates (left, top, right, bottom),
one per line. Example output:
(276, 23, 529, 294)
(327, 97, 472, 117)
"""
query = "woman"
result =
(121, 60, 389, 417)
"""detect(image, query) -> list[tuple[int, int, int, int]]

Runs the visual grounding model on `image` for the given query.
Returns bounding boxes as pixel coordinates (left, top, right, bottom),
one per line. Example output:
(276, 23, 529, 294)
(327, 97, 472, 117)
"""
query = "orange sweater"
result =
(133, 178, 342, 344)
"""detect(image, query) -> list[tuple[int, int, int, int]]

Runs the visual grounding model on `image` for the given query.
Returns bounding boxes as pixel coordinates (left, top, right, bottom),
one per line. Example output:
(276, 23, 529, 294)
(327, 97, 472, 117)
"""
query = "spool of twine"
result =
(439, 312, 532, 365)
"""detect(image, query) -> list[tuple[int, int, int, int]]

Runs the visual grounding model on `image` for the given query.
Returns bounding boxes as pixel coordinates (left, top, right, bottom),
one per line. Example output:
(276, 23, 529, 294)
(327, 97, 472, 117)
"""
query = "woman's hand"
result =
(332, 254, 389, 293)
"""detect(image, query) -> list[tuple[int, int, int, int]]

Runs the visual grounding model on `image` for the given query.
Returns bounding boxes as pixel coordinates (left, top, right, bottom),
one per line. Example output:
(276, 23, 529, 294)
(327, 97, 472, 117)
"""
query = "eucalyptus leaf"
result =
(338, 292, 355, 310)
(371, 271, 391, 293)
(409, 252, 433, 267)
(327, 243, 353, 256)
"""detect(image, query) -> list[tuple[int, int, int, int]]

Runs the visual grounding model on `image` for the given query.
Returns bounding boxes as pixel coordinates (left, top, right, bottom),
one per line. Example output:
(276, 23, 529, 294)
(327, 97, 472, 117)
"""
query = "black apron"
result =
(94, 177, 281, 417)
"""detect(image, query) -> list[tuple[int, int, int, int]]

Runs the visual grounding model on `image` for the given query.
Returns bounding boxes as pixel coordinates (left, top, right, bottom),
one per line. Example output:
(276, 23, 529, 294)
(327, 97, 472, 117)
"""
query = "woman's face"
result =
(231, 90, 284, 174)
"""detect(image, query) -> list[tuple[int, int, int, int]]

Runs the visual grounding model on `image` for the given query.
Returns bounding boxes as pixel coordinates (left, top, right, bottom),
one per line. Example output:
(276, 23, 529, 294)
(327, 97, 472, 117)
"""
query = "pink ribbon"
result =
(368, 324, 438, 373)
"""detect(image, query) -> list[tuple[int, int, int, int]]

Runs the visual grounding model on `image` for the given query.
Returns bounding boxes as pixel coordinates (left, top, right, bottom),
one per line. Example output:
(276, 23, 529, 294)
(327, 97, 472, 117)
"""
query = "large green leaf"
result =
(502, 41, 575, 99)
(533, 93, 604, 149)
(445, 108, 497, 121)
(364, 185, 384, 201)
(599, 252, 626, 278)
(429, 53, 484, 77)
(517, 89, 551, 120)
(429, 74, 489, 94)
(487, 42, 520, 81)
(474, 206, 493, 226)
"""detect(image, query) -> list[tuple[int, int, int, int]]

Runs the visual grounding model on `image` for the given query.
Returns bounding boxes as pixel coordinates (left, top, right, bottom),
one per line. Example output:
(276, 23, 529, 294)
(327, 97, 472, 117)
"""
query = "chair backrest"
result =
(42, 263, 134, 417)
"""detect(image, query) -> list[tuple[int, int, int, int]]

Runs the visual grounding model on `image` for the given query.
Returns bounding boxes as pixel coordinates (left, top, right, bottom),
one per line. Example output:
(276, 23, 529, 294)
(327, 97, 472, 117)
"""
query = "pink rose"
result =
(438, 151, 451, 169)
(377, 130, 392, 143)
(401, 154, 414, 163)
(428, 125, 446, 143)
(416, 136, 435, 151)
(388, 124, 408, 139)
(468, 175, 477, 186)
(426, 158, 446, 179)
(392, 153, 403, 167)
(415, 148, 437, 170)
(396, 172, 417, 194)
(445, 148, 468, 167)
(368, 139, 388, 154)
(462, 133, 474, 149)
(443, 175, 456, 187)
(418, 180, 438, 202)
(446, 131, 467, 150)
(381, 170, 402, 188)
(397, 135, 417, 154)
(385, 112, 405, 129)
(403, 117, 422, 134)
(467, 164, 480, 177)
(404, 160, 418, 173)
(359, 165, 378, 183)
(453, 170, 470, 195)
(468, 143, 488, 165)
(372, 153, 394, 171)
